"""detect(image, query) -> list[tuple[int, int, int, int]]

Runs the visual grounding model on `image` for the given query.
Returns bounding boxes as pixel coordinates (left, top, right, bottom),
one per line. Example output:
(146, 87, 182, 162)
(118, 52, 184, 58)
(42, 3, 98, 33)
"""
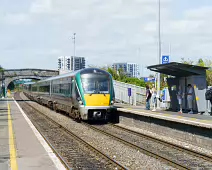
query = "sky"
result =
(0, 0, 212, 76)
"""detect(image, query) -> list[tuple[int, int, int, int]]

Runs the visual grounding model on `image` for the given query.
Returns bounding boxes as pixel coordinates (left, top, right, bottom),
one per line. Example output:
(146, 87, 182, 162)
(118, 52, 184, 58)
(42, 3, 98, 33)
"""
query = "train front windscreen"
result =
(81, 73, 110, 94)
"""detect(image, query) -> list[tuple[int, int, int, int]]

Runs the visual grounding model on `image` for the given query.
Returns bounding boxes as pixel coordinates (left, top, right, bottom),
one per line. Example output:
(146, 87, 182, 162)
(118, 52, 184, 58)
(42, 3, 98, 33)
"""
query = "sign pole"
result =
(157, 0, 161, 109)
(128, 88, 131, 105)
(129, 96, 130, 105)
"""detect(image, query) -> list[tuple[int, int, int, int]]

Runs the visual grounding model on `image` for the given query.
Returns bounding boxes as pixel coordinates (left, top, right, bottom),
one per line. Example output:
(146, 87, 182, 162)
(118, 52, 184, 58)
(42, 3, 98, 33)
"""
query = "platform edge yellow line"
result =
(8, 103, 18, 170)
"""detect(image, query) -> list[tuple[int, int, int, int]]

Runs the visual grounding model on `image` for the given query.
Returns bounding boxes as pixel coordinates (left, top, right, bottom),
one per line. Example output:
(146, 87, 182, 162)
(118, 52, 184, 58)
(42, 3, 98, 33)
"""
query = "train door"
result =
(71, 78, 78, 107)
(71, 78, 75, 105)
(50, 81, 52, 98)
(71, 78, 81, 107)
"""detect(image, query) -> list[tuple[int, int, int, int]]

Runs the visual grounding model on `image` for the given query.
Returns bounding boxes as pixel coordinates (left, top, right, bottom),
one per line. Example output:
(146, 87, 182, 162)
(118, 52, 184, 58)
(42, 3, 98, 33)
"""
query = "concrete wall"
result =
(117, 111, 212, 151)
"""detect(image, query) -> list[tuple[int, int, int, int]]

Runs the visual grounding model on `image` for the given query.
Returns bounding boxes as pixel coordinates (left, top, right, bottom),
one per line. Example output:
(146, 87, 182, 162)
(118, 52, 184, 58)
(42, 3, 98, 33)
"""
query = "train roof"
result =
(37, 68, 110, 83)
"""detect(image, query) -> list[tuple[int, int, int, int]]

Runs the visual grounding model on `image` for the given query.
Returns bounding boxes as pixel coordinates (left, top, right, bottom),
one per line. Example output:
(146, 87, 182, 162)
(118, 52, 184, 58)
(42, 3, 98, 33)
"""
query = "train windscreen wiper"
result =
(100, 92, 106, 96)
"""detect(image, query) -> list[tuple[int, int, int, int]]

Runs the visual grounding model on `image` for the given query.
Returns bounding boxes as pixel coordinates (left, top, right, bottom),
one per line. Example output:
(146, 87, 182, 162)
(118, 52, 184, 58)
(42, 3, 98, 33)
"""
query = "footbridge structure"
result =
(1, 69, 59, 88)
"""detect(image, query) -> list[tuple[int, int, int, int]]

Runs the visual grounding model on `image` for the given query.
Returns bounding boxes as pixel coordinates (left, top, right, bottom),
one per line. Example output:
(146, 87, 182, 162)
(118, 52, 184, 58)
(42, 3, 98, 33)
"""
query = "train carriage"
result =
(24, 68, 115, 121)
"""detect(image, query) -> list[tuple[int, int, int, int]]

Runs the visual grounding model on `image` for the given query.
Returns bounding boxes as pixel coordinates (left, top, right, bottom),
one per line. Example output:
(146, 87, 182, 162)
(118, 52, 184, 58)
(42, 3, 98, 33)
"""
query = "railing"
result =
(113, 80, 146, 106)
(113, 81, 211, 114)
(4, 69, 59, 77)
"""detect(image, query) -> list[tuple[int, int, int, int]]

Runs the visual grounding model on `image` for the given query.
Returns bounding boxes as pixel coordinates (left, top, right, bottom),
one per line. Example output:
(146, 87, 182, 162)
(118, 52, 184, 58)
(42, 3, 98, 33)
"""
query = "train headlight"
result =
(110, 100, 114, 105)
(79, 100, 83, 105)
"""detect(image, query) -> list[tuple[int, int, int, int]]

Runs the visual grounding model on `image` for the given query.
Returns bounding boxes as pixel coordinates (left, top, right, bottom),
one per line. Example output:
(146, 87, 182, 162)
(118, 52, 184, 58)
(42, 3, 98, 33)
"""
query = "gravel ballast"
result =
(20, 93, 175, 170)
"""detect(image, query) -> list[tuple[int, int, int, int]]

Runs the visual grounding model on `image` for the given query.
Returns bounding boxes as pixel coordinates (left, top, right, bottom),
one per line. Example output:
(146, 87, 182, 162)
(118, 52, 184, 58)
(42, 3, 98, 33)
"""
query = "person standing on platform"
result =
(177, 86, 183, 113)
(151, 84, 157, 111)
(145, 85, 151, 110)
(187, 84, 194, 114)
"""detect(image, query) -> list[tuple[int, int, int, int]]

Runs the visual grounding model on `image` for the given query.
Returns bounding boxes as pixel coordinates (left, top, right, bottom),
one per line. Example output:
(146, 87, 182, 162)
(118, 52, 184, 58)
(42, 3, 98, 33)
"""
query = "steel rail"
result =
(17, 93, 127, 170)
(111, 123, 212, 163)
(82, 122, 189, 170)
(15, 93, 72, 170)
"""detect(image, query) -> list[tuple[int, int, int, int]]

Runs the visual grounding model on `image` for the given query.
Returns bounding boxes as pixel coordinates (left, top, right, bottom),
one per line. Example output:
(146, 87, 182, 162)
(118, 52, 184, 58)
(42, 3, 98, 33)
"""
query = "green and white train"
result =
(23, 68, 115, 121)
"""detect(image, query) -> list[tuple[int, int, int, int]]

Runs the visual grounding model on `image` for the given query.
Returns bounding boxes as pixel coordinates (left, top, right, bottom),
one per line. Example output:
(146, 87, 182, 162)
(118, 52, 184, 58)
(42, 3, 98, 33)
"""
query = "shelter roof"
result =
(147, 62, 208, 77)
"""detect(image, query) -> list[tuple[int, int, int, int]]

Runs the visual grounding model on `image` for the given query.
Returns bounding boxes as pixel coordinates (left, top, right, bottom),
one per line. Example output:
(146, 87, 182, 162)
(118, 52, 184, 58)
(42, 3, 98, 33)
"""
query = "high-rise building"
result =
(58, 56, 85, 73)
(112, 63, 140, 78)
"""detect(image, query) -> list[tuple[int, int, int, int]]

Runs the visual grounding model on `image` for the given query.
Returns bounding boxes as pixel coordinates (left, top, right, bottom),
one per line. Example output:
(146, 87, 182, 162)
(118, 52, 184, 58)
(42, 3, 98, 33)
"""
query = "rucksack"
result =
(205, 88, 212, 100)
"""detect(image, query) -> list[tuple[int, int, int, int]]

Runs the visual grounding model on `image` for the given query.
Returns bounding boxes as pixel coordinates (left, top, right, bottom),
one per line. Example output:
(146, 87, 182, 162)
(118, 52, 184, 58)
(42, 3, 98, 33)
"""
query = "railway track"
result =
(15, 92, 127, 170)
(82, 122, 212, 170)
(17, 91, 212, 169)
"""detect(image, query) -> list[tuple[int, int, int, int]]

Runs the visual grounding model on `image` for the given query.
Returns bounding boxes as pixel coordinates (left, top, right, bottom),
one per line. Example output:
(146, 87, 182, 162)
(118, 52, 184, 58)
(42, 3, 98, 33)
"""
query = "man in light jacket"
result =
(187, 84, 194, 114)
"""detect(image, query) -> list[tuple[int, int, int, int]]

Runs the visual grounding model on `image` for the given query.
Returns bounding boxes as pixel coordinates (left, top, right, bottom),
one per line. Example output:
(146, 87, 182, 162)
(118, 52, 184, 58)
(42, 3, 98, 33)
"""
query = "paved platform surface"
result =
(0, 100, 9, 170)
(0, 98, 66, 170)
(115, 103, 212, 129)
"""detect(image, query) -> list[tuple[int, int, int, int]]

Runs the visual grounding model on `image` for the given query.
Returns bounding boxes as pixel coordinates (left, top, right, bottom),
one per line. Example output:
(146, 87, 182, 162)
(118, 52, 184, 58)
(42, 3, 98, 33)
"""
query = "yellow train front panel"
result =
(84, 94, 110, 106)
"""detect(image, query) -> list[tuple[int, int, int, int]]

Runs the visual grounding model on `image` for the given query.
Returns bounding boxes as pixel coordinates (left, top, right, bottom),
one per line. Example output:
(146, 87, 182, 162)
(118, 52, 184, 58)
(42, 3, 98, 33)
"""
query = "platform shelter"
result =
(147, 62, 208, 113)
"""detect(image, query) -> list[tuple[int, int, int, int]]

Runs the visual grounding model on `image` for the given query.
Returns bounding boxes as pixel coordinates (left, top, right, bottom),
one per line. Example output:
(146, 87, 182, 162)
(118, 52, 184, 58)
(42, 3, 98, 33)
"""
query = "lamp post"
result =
(157, 0, 161, 109)
(72, 33, 76, 71)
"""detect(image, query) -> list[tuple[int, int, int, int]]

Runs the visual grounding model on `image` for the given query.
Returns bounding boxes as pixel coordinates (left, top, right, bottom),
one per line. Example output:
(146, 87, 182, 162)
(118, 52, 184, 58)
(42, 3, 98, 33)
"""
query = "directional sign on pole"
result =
(128, 88, 131, 97)
(144, 77, 156, 83)
(162, 55, 169, 64)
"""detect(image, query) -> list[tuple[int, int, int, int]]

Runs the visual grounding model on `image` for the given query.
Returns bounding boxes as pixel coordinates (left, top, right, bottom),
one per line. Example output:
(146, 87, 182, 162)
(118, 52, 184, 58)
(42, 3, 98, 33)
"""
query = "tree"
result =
(0, 65, 4, 81)
(197, 58, 205, 67)
(181, 58, 212, 86)
(160, 73, 168, 89)
(204, 59, 212, 86)
(149, 74, 155, 78)
(181, 58, 194, 65)
(96, 66, 150, 87)
(107, 67, 119, 80)
(196, 58, 212, 86)
(0, 65, 4, 97)
(117, 68, 126, 81)
(0, 65, 4, 73)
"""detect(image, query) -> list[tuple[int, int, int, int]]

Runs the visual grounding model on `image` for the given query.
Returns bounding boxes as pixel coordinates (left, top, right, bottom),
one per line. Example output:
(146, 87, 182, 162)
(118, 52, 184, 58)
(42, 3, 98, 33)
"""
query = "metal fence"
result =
(113, 80, 146, 106)
(113, 81, 211, 114)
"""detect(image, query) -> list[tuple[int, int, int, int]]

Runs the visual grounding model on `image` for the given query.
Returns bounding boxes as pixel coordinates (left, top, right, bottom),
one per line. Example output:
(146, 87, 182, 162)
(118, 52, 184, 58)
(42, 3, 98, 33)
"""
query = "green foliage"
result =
(30, 79, 39, 82)
(160, 73, 168, 89)
(181, 58, 194, 65)
(107, 67, 119, 80)
(122, 77, 146, 87)
(181, 58, 212, 86)
(99, 66, 146, 87)
(196, 58, 212, 86)
(117, 68, 127, 80)
(197, 58, 205, 67)
(203, 59, 212, 86)
(0, 65, 4, 73)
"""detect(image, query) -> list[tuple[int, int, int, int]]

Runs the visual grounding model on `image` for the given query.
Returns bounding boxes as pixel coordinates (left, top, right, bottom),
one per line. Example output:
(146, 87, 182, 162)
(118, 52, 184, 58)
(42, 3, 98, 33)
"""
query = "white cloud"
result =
(161, 5, 212, 61)
(1, 0, 212, 74)
(30, 0, 52, 14)
(3, 13, 30, 25)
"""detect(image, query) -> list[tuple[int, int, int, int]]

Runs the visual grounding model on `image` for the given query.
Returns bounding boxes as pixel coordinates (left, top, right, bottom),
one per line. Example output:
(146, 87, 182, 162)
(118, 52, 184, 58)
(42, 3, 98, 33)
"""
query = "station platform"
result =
(114, 103, 212, 129)
(0, 97, 66, 170)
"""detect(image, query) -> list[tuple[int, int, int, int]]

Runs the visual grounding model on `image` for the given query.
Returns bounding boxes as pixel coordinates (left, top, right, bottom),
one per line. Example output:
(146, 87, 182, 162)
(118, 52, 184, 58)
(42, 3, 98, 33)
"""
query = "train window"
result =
(39, 85, 50, 93)
(75, 86, 80, 99)
(60, 84, 70, 97)
(53, 84, 60, 94)
(32, 86, 37, 92)
(81, 74, 110, 94)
